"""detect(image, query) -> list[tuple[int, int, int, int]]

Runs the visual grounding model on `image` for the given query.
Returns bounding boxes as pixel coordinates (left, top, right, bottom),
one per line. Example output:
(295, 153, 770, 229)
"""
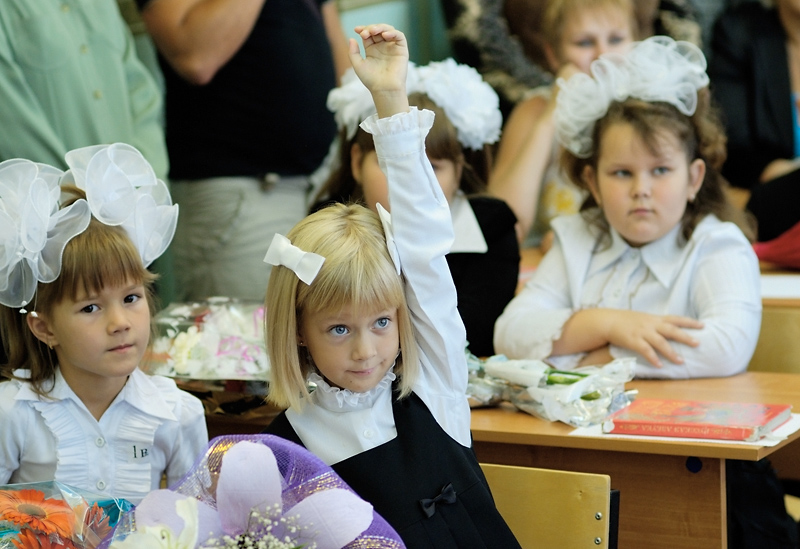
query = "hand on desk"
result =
(558, 308, 704, 368)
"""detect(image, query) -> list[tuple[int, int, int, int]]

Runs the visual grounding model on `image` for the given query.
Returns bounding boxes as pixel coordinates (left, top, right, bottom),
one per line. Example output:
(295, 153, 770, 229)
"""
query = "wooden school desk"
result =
(470, 372, 800, 549)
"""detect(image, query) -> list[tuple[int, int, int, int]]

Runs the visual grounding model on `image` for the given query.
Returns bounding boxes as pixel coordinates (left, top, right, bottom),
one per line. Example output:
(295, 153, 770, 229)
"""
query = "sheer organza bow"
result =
(555, 36, 710, 158)
(0, 160, 90, 308)
(62, 143, 178, 267)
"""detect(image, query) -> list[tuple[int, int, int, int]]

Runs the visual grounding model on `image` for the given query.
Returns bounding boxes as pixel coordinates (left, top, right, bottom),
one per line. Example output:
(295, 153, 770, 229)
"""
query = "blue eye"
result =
(375, 317, 390, 329)
(330, 325, 349, 336)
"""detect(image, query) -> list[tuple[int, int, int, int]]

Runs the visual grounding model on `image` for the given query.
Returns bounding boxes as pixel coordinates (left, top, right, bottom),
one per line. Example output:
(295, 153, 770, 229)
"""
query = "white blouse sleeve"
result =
(619, 225, 762, 378)
(163, 388, 209, 486)
(494, 229, 576, 362)
(361, 108, 472, 447)
(0, 381, 26, 483)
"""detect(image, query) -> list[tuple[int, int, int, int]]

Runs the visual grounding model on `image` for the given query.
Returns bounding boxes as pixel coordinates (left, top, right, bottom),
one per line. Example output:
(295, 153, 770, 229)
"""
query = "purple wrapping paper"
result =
(99, 434, 405, 548)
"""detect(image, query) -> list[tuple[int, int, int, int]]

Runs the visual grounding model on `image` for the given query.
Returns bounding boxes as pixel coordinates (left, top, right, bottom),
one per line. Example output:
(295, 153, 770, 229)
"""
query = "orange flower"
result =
(0, 489, 75, 538)
(81, 503, 112, 549)
(11, 529, 77, 549)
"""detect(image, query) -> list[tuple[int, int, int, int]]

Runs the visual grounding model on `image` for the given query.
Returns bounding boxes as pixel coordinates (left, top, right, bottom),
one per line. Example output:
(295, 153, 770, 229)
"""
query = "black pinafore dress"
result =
(266, 388, 521, 548)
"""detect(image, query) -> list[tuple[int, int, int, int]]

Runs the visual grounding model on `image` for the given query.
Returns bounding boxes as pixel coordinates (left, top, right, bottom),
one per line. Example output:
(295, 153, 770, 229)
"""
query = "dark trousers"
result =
(727, 458, 799, 549)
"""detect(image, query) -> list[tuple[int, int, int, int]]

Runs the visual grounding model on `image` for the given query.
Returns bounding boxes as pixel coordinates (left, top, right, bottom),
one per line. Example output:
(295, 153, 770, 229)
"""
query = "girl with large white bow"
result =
(262, 24, 519, 548)
(494, 36, 760, 378)
(0, 144, 208, 504)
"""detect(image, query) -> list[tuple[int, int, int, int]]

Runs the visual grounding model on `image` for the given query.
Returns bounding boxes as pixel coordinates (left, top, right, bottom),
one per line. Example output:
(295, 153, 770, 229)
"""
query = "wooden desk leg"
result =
(474, 442, 727, 549)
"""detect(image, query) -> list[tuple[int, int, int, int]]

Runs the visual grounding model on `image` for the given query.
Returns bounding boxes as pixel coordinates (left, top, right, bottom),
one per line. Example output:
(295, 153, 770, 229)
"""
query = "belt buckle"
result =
(260, 172, 280, 192)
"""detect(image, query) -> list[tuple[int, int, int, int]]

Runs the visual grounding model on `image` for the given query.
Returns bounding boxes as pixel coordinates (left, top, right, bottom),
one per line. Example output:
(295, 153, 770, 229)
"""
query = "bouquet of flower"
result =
(99, 435, 404, 549)
(147, 298, 269, 380)
(0, 481, 132, 549)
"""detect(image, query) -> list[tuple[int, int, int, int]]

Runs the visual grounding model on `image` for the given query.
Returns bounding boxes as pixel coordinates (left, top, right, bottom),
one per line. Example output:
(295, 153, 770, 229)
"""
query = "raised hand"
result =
(348, 23, 409, 119)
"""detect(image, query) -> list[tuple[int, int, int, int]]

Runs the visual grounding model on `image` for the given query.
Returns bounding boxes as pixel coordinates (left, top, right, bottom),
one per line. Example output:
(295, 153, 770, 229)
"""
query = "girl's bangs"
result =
(55, 222, 152, 301)
(307, 245, 404, 316)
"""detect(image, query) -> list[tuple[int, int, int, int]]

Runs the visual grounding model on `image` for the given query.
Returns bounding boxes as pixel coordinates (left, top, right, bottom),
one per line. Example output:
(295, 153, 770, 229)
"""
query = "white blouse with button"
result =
(0, 367, 208, 503)
(285, 108, 472, 466)
(494, 212, 762, 378)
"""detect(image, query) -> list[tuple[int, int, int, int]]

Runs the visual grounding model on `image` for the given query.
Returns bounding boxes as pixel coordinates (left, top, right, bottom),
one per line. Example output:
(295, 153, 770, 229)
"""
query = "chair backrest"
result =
(480, 463, 613, 549)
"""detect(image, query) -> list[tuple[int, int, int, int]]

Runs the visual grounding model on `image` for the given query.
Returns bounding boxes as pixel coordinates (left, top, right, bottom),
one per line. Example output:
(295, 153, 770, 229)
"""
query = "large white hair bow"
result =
(62, 143, 179, 267)
(0, 160, 90, 308)
(555, 35, 709, 158)
(417, 58, 502, 150)
(327, 58, 501, 150)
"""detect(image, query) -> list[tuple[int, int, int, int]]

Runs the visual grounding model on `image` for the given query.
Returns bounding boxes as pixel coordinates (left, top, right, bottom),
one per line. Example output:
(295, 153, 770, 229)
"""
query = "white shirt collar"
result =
(588, 221, 685, 289)
(308, 369, 396, 411)
(449, 193, 488, 254)
(13, 367, 177, 421)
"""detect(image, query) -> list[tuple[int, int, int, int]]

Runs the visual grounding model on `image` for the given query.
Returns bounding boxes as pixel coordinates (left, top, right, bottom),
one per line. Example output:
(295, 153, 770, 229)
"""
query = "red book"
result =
(602, 398, 793, 441)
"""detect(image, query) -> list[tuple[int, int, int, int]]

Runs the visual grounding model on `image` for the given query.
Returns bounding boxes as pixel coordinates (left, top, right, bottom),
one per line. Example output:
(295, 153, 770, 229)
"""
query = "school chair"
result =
(480, 463, 618, 549)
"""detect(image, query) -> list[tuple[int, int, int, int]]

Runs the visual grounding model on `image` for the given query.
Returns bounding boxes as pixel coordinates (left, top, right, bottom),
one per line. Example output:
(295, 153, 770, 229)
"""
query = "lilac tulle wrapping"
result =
(98, 434, 405, 548)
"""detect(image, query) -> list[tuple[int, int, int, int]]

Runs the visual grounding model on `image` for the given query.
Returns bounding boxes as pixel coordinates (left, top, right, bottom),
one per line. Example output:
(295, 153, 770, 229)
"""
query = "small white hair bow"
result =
(263, 234, 325, 285)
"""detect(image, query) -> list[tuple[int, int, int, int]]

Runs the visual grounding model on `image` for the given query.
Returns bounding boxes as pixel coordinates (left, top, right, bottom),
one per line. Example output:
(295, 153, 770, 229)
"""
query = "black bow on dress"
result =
(419, 482, 457, 518)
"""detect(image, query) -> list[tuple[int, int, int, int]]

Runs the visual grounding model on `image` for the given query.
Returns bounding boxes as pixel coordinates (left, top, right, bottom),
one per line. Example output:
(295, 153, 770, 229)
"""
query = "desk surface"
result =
(471, 371, 800, 462)
(471, 371, 800, 548)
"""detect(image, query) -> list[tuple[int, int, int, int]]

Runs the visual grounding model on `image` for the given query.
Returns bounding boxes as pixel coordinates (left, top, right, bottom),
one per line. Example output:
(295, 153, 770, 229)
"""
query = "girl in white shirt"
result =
(263, 24, 519, 547)
(0, 145, 207, 503)
(494, 36, 760, 379)
(312, 58, 519, 357)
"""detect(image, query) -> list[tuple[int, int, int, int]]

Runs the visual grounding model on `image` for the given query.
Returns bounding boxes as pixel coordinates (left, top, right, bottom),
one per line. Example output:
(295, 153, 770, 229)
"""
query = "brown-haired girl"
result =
(495, 36, 761, 379)
(0, 145, 207, 503)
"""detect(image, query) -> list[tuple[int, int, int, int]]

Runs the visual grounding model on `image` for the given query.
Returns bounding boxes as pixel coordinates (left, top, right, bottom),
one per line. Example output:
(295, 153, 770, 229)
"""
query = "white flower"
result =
(110, 497, 199, 549)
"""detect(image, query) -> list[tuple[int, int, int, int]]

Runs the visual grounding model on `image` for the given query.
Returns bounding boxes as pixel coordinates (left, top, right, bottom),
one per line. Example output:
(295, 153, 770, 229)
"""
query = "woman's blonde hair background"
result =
(0, 186, 158, 396)
(265, 203, 419, 410)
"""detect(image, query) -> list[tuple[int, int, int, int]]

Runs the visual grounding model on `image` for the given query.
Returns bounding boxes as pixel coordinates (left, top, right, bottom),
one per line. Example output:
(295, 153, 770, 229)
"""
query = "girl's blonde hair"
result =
(561, 91, 756, 245)
(311, 93, 488, 211)
(0, 187, 158, 396)
(265, 203, 419, 410)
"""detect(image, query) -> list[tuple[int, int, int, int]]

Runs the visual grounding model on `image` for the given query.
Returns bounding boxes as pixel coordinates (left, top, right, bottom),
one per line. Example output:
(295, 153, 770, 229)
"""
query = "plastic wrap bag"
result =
(484, 357, 636, 427)
(147, 297, 269, 380)
(465, 351, 508, 408)
(0, 481, 131, 549)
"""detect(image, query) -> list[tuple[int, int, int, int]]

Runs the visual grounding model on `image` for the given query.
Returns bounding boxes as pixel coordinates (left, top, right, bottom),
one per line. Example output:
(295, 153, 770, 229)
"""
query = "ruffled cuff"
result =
(360, 107, 435, 147)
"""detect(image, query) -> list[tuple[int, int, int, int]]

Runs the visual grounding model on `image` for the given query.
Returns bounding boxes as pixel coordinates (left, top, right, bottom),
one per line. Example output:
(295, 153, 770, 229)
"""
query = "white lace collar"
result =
(308, 369, 396, 411)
